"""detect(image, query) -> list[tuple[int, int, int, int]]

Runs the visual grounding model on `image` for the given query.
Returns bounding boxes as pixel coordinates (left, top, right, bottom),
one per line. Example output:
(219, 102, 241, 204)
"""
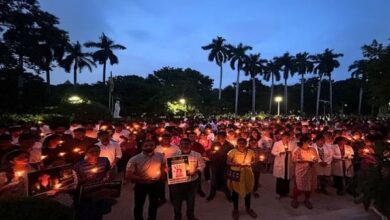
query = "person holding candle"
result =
(41, 134, 68, 168)
(73, 146, 112, 220)
(358, 135, 378, 171)
(271, 132, 296, 199)
(249, 138, 264, 198)
(227, 138, 257, 220)
(312, 134, 333, 194)
(291, 135, 318, 209)
(66, 127, 98, 164)
(206, 131, 234, 201)
(331, 136, 354, 195)
(126, 139, 165, 220)
(96, 130, 122, 179)
(169, 138, 205, 220)
(188, 131, 207, 197)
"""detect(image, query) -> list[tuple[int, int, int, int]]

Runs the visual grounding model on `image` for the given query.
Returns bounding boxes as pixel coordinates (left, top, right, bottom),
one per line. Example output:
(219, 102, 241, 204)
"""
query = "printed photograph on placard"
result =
(167, 155, 190, 185)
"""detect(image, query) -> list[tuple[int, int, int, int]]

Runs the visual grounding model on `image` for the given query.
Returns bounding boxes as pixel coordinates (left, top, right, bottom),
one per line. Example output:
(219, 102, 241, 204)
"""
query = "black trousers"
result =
(208, 165, 231, 198)
(75, 199, 111, 220)
(157, 179, 166, 201)
(134, 182, 160, 220)
(276, 178, 290, 196)
(232, 191, 251, 210)
(169, 180, 197, 220)
(317, 175, 329, 191)
(253, 170, 261, 192)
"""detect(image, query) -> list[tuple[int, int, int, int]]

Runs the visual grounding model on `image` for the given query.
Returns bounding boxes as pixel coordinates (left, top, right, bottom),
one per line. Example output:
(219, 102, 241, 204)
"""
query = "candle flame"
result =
(15, 171, 24, 177)
(259, 155, 265, 161)
(58, 152, 66, 157)
(41, 155, 47, 160)
(214, 146, 220, 151)
(73, 148, 81, 153)
(54, 183, 62, 190)
(363, 148, 370, 153)
(91, 167, 98, 173)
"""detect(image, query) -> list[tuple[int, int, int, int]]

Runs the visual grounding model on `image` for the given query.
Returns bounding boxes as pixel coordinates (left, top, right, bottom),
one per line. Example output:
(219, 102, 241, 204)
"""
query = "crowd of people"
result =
(0, 117, 389, 220)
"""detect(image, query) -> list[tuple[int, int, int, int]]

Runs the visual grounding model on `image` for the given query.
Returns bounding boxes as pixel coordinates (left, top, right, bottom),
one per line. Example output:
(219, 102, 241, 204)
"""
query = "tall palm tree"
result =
(294, 52, 314, 115)
(61, 41, 96, 86)
(275, 52, 295, 114)
(84, 33, 126, 83)
(226, 43, 252, 115)
(314, 49, 343, 116)
(263, 60, 281, 114)
(243, 53, 267, 113)
(201, 36, 229, 100)
(349, 59, 368, 115)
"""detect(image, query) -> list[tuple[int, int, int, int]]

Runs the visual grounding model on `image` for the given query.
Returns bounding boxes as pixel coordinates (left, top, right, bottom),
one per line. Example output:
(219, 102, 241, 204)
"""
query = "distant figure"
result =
(113, 101, 121, 118)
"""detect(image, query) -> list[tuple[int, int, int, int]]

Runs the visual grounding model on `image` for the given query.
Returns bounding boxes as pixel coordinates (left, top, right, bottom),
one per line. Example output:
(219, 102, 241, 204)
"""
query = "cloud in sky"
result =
(39, 0, 390, 87)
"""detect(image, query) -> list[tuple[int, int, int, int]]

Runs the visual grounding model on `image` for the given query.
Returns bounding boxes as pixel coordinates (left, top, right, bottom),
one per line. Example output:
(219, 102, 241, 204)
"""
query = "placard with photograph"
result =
(27, 164, 74, 197)
(167, 155, 190, 185)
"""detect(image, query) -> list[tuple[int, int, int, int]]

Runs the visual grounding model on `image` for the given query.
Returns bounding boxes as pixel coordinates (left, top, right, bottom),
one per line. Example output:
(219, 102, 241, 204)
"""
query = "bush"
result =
(52, 102, 112, 123)
(0, 197, 74, 220)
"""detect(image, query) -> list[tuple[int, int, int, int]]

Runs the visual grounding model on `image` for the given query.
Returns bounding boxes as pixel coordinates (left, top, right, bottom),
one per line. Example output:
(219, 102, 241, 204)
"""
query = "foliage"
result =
(0, 197, 73, 220)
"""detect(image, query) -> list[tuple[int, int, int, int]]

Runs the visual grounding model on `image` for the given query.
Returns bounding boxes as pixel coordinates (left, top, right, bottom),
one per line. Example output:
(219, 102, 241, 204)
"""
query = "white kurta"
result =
(312, 143, 333, 176)
(331, 144, 354, 177)
(271, 140, 296, 180)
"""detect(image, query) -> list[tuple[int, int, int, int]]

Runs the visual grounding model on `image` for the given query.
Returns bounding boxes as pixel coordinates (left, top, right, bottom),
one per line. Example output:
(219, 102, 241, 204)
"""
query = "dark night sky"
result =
(39, 0, 390, 87)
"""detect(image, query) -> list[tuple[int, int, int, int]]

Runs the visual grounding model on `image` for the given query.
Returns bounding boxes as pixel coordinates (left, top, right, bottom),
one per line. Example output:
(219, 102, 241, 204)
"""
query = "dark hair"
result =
(97, 130, 109, 137)
(237, 137, 247, 143)
(73, 127, 86, 133)
(3, 149, 30, 163)
(18, 133, 35, 142)
(217, 131, 227, 137)
(333, 136, 346, 145)
(180, 138, 191, 144)
(162, 133, 172, 138)
(314, 133, 325, 142)
(0, 134, 12, 141)
(298, 135, 311, 147)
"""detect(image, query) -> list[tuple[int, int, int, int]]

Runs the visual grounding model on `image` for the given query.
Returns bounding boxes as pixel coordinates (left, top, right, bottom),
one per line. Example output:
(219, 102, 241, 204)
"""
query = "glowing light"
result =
(15, 171, 24, 177)
(41, 155, 47, 160)
(54, 183, 62, 190)
(91, 167, 98, 173)
(58, 152, 66, 157)
(67, 95, 84, 104)
(363, 148, 370, 154)
(259, 155, 265, 162)
(274, 96, 283, 103)
(179, 98, 186, 105)
(214, 146, 220, 151)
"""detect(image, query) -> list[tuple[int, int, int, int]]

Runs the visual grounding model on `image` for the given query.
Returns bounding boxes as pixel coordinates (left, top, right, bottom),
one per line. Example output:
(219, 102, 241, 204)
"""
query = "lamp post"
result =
(179, 98, 187, 118)
(274, 96, 283, 116)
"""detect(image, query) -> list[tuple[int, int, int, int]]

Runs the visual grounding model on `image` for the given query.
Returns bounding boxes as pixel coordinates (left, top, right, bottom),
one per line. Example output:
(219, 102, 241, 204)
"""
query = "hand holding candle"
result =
(259, 154, 265, 162)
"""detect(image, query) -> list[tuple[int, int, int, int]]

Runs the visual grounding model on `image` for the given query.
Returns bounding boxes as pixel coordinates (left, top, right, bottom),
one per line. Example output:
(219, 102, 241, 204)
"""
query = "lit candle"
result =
(155, 171, 161, 178)
(58, 152, 66, 157)
(259, 155, 265, 162)
(91, 167, 98, 173)
(54, 183, 62, 190)
(133, 131, 138, 135)
(40, 132, 45, 137)
(311, 155, 315, 161)
(363, 148, 370, 154)
(158, 137, 163, 142)
(214, 146, 220, 151)
(73, 147, 81, 153)
(41, 155, 47, 160)
(15, 171, 24, 177)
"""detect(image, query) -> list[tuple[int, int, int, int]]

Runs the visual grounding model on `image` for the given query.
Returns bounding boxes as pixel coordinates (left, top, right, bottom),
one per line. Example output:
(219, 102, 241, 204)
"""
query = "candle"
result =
(15, 171, 24, 177)
(259, 155, 265, 162)
(54, 183, 62, 190)
(41, 155, 47, 160)
(311, 155, 315, 161)
(91, 167, 98, 173)
(158, 137, 163, 142)
(363, 148, 370, 154)
(73, 147, 81, 153)
(59, 140, 64, 145)
(214, 146, 220, 151)
(58, 152, 66, 157)
(40, 132, 45, 137)
(245, 159, 250, 165)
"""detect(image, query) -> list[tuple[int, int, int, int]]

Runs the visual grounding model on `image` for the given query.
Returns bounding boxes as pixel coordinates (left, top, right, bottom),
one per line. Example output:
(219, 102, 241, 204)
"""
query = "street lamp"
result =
(179, 98, 186, 105)
(274, 96, 283, 116)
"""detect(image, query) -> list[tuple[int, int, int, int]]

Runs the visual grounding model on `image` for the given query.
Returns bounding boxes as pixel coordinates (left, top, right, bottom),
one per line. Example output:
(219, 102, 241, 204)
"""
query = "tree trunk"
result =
(358, 85, 363, 115)
(46, 69, 51, 94)
(252, 77, 256, 113)
(73, 62, 78, 86)
(316, 76, 322, 118)
(218, 63, 223, 100)
(329, 74, 333, 116)
(300, 73, 304, 115)
(268, 73, 274, 114)
(235, 67, 240, 115)
(284, 77, 288, 114)
(17, 54, 24, 110)
(102, 60, 107, 83)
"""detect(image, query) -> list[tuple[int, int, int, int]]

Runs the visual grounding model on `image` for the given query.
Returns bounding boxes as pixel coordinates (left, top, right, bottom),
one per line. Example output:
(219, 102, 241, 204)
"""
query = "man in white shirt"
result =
(96, 130, 122, 169)
(112, 123, 130, 144)
(312, 134, 333, 194)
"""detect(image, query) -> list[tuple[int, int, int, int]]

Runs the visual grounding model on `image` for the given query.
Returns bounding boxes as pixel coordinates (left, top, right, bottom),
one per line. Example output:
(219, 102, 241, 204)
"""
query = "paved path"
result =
(104, 173, 379, 220)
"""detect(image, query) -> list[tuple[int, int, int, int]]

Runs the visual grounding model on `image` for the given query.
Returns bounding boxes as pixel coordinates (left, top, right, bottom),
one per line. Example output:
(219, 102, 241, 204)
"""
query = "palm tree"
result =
(61, 41, 96, 86)
(243, 53, 267, 113)
(349, 59, 368, 115)
(275, 52, 295, 114)
(226, 43, 252, 115)
(84, 33, 126, 83)
(314, 49, 343, 116)
(263, 60, 281, 114)
(201, 36, 229, 100)
(294, 52, 314, 115)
